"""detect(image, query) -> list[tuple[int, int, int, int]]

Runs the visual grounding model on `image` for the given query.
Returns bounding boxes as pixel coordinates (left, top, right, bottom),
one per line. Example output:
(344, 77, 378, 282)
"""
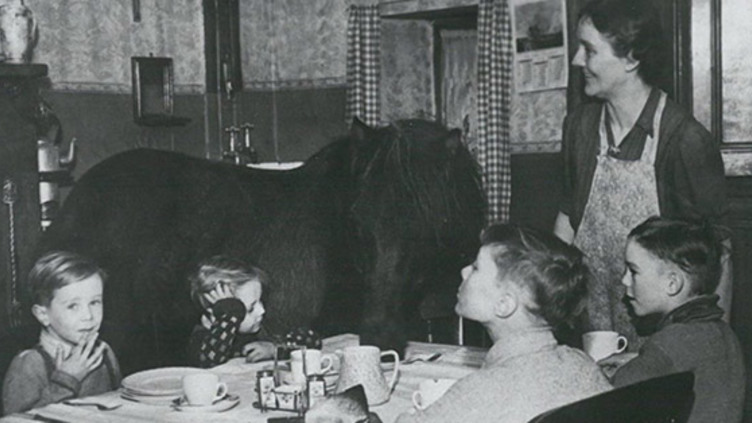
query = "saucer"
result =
(172, 394, 240, 413)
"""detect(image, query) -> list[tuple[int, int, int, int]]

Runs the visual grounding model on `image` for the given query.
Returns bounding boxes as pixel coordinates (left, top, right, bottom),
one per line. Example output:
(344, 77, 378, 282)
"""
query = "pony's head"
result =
(348, 117, 484, 248)
(347, 118, 486, 336)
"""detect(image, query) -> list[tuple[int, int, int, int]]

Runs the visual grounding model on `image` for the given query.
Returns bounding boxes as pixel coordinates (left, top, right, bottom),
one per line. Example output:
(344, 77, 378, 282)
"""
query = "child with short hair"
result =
(397, 224, 611, 423)
(187, 255, 275, 367)
(607, 216, 745, 423)
(2, 251, 121, 415)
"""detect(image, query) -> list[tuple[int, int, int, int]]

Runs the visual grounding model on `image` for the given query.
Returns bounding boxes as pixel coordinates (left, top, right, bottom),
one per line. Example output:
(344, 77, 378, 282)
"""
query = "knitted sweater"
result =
(396, 329, 612, 423)
(612, 295, 745, 423)
(187, 297, 264, 368)
(2, 331, 121, 415)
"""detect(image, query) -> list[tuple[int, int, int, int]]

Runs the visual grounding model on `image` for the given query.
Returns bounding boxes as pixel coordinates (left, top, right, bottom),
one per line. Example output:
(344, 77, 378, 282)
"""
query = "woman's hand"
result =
(55, 334, 106, 381)
(598, 352, 638, 378)
(243, 341, 275, 362)
(202, 282, 234, 305)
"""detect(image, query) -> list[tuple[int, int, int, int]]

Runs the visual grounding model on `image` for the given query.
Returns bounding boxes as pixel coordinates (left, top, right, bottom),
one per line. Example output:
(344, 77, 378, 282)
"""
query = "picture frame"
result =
(131, 56, 179, 126)
(511, 0, 568, 93)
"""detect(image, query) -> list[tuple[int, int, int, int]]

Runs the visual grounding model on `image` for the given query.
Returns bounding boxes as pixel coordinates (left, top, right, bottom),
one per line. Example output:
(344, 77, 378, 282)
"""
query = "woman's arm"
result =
(554, 212, 575, 244)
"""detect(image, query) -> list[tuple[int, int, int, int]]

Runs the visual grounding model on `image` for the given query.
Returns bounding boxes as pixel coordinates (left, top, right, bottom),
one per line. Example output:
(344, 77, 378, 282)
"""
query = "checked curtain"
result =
(477, 0, 513, 224)
(345, 5, 381, 127)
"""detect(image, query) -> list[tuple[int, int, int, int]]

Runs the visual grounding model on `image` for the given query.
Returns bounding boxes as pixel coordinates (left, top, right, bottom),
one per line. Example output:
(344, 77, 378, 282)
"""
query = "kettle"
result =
(334, 345, 400, 406)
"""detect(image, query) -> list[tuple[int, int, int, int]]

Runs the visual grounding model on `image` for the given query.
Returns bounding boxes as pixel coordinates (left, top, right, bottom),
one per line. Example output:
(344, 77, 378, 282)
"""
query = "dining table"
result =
(0, 334, 487, 423)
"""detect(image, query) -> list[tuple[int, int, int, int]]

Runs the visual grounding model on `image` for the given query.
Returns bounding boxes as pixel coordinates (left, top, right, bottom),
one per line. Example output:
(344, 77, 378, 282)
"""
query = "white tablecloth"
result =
(1, 338, 485, 423)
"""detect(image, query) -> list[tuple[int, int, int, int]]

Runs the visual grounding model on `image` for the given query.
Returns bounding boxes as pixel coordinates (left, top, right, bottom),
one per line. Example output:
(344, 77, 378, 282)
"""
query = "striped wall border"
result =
(50, 77, 348, 94)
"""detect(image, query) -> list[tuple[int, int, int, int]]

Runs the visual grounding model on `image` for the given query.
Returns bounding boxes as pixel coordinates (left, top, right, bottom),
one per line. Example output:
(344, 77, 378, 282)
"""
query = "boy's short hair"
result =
(189, 255, 270, 309)
(29, 251, 107, 306)
(480, 224, 590, 329)
(628, 216, 725, 296)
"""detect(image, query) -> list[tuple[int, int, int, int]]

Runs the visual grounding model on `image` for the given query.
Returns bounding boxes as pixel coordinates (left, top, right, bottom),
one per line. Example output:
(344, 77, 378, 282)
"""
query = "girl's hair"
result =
(628, 216, 727, 296)
(579, 0, 666, 88)
(29, 250, 107, 306)
(480, 224, 590, 329)
(189, 255, 270, 309)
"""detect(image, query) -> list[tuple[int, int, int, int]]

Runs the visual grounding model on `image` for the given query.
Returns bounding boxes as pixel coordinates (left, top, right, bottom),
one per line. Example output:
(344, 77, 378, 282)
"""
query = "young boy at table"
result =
(2, 251, 121, 415)
(603, 217, 745, 423)
(187, 255, 275, 367)
(397, 224, 611, 423)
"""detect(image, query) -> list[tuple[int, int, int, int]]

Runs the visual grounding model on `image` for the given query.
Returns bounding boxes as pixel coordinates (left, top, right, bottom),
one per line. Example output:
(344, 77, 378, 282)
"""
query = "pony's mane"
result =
(351, 119, 484, 245)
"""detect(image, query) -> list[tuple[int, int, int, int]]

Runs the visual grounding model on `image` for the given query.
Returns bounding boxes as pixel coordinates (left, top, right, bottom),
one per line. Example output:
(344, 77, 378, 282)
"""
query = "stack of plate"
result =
(121, 367, 199, 405)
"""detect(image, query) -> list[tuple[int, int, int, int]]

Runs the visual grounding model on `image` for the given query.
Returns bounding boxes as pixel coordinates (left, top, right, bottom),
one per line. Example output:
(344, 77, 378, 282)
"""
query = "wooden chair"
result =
(527, 371, 695, 423)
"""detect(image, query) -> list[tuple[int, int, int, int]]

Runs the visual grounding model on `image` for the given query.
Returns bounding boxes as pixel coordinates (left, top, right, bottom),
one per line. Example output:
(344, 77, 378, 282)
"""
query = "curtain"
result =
(345, 5, 381, 127)
(476, 0, 513, 224)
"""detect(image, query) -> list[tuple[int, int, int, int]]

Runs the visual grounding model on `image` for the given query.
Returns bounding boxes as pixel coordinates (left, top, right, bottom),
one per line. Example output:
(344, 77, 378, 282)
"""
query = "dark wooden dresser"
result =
(0, 63, 47, 334)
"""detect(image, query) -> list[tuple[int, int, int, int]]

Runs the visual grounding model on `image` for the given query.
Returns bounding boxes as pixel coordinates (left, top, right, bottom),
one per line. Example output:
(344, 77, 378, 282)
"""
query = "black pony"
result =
(39, 118, 485, 374)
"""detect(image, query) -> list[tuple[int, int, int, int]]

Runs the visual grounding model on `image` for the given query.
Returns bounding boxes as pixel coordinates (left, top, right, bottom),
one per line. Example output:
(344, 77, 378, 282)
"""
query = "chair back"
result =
(527, 371, 695, 423)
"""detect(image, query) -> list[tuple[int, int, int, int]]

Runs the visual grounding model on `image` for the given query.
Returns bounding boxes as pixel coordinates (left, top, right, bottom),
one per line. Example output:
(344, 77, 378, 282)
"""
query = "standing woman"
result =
(554, 0, 729, 347)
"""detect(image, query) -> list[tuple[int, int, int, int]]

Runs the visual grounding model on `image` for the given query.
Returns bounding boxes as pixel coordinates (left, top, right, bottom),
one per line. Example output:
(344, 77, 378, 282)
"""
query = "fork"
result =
(62, 400, 122, 411)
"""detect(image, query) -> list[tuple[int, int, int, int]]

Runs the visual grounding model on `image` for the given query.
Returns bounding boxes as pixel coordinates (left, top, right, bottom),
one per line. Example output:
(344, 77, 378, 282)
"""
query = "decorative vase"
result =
(0, 0, 37, 64)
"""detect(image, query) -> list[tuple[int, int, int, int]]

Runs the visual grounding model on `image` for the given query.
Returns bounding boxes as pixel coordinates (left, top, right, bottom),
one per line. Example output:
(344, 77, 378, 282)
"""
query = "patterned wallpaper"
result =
(23, 0, 564, 151)
(240, 0, 350, 88)
(380, 19, 435, 122)
(26, 0, 204, 93)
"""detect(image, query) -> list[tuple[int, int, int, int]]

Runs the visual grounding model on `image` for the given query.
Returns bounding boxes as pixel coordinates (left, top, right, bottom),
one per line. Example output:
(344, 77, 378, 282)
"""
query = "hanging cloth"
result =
(345, 5, 381, 127)
(476, 0, 513, 224)
(573, 91, 668, 349)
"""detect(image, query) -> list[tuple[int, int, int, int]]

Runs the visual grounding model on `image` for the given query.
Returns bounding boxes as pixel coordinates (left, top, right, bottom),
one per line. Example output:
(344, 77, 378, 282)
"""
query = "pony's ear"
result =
(349, 117, 370, 143)
(445, 128, 462, 154)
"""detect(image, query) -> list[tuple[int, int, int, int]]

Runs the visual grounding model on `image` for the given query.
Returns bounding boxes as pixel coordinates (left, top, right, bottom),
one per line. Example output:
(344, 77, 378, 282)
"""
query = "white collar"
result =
(39, 328, 75, 358)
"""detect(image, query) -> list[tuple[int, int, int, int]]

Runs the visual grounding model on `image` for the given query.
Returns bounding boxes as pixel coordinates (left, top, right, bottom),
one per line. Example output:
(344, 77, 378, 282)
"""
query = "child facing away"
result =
(603, 216, 745, 423)
(2, 251, 121, 415)
(397, 223, 611, 423)
(187, 255, 275, 367)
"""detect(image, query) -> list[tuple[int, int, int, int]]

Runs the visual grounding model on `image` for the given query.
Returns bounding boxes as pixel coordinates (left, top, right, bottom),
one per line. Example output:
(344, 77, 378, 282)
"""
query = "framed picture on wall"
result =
(511, 0, 568, 93)
(131, 56, 190, 127)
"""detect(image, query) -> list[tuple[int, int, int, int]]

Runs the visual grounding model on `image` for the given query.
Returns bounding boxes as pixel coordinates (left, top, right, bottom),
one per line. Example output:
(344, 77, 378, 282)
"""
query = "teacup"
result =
(290, 349, 335, 385)
(582, 330, 628, 362)
(412, 378, 456, 410)
(182, 372, 227, 406)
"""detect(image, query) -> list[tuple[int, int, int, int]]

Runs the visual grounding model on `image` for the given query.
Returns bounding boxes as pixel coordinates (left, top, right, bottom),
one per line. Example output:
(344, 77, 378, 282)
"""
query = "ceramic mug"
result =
(182, 372, 227, 406)
(290, 349, 335, 385)
(582, 330, 628, 362)
(412, 378, 456, 410)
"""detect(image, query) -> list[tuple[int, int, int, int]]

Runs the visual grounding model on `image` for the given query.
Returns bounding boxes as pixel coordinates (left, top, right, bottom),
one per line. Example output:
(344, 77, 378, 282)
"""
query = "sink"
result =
(246, 161, 303, 170)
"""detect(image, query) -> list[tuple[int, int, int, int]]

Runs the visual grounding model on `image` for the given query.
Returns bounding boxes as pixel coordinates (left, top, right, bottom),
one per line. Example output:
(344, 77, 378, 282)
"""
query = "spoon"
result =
(62, 400, 122, 411)
(402, 352, 442, 364)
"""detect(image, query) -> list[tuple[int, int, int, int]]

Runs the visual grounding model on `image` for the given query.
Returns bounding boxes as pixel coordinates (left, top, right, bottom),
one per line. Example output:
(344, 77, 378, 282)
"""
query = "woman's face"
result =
(621, 239, 672, 316)
(455, 246, 502, 323)
(571, 17, 636, 100)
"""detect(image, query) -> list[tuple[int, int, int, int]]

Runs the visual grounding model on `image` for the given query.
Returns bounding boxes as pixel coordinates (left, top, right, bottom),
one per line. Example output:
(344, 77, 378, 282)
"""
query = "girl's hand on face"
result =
(243, 341, 275, 362)
(54, 334, 106, 381)
(203, 282, 235, 305)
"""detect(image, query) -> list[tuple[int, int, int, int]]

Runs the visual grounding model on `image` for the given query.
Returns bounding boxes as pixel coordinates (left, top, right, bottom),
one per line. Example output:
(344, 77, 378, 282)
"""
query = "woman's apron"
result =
(573, 92, 667, 349)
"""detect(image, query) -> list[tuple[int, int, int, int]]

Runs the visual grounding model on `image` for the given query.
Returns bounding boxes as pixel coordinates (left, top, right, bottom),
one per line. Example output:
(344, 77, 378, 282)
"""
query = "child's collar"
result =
(39, 328, 74, 358)
(657, 294, 723, 329)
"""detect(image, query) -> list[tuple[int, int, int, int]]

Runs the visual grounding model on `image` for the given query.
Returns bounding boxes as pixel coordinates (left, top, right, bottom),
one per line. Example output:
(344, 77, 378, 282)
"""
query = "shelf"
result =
(135, 114, 191, 127)
(39, 170, 74, 186)
(0, 63, 48, 79)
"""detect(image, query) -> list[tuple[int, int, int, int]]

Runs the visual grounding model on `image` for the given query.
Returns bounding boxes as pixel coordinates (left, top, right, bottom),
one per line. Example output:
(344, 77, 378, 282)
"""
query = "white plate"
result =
(121, 367, 203, 396)
(121, 390, 181, 406)
(172, 394, 240, 413)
